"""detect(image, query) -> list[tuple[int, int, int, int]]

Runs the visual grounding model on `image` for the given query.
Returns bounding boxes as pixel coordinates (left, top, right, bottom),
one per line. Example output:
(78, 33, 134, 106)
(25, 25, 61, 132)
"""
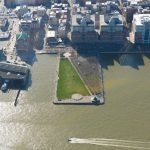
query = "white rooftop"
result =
(127, 0, 142, 5)
(85, 1, 92, 5)
(133, 14, 150, 25)
(47, 31, 55, 37)
(37, 6, 46, 11)
(16, 5, 28, 10)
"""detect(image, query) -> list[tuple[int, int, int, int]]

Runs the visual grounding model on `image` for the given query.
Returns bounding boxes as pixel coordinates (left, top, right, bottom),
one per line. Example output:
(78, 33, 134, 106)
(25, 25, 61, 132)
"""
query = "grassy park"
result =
(57, 59, 90, 99)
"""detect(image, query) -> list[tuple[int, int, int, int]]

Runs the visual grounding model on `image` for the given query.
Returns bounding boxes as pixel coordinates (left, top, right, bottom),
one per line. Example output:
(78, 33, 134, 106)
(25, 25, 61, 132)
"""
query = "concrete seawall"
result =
(53, 99, 104, 105)
(53, 95, 104, 105)
(53, 100, 94, 105)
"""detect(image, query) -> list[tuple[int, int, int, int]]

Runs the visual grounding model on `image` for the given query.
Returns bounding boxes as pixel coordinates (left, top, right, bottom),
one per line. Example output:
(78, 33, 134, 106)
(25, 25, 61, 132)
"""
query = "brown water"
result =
(0, 54, 150, 150)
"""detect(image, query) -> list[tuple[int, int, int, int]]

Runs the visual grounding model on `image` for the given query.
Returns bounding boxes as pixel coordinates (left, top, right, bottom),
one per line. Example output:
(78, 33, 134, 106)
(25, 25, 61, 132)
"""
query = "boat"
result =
(68, 139, 72, 142)
(1, 80, 9, 92)
(68, 138, 77, 142)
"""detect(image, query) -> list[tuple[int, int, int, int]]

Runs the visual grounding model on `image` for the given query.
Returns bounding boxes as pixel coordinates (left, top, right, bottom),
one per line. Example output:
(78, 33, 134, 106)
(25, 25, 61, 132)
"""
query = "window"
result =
(144, 23, 150, 41)
(144, 29, 149, 41)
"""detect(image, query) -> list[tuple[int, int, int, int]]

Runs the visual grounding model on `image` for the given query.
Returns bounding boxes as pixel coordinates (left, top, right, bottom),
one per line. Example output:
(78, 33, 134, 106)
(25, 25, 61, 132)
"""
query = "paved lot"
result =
(71, 55, 102, 95)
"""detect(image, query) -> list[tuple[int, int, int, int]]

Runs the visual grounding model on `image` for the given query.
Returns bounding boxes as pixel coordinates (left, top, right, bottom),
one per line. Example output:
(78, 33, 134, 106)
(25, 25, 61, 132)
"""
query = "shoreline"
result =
(53, 96, 104, 105)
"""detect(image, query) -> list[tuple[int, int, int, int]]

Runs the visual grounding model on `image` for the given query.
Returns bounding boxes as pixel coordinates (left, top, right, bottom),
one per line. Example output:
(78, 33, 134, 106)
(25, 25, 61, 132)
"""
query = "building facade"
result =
(99, 14, 126, 43)
(71, 15, 98, 43)
(132, 14, 150, 44)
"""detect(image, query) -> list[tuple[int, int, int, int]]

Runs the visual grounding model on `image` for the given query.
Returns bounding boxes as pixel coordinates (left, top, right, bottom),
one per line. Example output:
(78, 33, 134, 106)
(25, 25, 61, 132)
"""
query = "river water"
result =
(0, 54, 150, 150)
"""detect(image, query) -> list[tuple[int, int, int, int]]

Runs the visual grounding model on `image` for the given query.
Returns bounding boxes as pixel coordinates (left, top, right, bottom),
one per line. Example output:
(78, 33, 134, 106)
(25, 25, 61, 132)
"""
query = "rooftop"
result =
(0, 62, 29, 80)
(72, 15, 95, 26)
(133, 14, 150, 25)
(0, 32, 10, 39)
(15, 5, 28, 11)
(0, 18, 8, 26)
(37, 6, 46, 10)
(100, 14, 123, 26)
(46, 31, 56, 38)
(16, 32, 30, 40)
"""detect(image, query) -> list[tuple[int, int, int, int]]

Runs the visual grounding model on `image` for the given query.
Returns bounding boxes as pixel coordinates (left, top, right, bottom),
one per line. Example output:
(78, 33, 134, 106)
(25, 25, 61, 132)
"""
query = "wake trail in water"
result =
(69, 138, 150, 149)
(89, 138, 150, 144)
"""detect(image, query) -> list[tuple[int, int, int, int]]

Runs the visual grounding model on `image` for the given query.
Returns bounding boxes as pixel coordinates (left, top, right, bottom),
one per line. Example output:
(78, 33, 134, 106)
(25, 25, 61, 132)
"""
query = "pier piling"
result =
(14, 89, 21, 107)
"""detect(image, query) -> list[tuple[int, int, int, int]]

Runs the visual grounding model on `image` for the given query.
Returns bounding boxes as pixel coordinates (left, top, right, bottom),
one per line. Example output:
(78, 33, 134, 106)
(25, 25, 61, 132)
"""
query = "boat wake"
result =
(69, 138, 150, 149)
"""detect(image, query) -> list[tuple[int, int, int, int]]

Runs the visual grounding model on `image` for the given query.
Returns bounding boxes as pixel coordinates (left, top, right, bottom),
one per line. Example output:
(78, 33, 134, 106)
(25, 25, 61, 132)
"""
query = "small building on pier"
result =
(0, 62, 30, 86)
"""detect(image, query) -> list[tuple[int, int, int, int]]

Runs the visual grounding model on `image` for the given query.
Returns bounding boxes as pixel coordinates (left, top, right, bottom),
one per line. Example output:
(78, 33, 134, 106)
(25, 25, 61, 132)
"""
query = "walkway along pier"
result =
(53, 96, 104, 105)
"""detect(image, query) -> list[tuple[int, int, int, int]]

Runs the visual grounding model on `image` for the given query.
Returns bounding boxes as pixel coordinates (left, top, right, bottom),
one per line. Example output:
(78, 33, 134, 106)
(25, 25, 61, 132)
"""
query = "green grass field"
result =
(57, 59, 89, 99)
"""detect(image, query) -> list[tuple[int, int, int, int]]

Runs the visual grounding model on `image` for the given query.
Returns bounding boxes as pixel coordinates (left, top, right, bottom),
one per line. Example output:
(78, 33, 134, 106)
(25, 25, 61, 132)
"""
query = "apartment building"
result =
(132, 14, 150, 44)
(71, 14, 98, 43)
(99, 14, 126, 43)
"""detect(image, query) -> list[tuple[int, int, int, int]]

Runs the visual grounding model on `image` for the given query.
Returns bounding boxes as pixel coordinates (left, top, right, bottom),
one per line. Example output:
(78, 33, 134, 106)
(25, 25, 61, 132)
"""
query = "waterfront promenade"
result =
(53, 95, 104, 105)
